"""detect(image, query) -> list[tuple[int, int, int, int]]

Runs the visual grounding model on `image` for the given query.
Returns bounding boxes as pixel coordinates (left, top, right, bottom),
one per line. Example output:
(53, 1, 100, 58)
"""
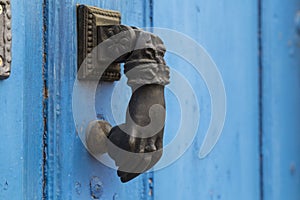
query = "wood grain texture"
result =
(44, 0, 153, 199)
(0, 0, 44, 199)
(1, 0, 298, 199)
(262, 0, 300, 199)
(152, 0, 260, 199)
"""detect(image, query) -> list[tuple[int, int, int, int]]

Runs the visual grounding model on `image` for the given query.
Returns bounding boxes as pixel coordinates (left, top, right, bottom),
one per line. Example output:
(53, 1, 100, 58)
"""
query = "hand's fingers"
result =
(138, 138, 146, 153)
(128, 126, 141, 152)
(118, 151, 152, 172)
(107, 124, 132, 168)
(107, 123, 165, 182)
(155, 129, 164, 150)
(119, 172, 140, 183)
(145, 136, 157, 152)
(128, 136, 136, 151)
(117, 154, 152, 182)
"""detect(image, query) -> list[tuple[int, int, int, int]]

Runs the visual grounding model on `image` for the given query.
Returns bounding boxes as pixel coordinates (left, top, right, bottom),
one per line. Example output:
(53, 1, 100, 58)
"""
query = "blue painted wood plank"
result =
(44, 0, 153, 199)
(262, 1, 300, 199)
(23, 1, 45, 199)
(153, 0, 260, 199)
(0, 0, 44, 199)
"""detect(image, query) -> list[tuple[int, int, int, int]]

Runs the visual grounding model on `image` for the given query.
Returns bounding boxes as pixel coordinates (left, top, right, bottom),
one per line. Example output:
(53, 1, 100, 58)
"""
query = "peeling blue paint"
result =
(90, 177, 103, 199)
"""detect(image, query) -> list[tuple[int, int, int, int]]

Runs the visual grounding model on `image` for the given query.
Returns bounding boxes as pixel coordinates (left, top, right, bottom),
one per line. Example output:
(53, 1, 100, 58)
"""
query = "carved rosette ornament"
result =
(0, 0, 12, 79)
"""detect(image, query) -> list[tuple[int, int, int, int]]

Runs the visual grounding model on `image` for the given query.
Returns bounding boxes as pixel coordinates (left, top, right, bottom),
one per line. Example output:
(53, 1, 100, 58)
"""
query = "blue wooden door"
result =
(0, 0, 299, 199)
(0, 1, 44, 199)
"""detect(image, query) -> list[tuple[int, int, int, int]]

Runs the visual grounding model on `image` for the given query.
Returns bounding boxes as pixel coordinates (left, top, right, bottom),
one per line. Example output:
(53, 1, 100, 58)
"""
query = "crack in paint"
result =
(42, 0, 48, 199)
(258, 0, 264, 199)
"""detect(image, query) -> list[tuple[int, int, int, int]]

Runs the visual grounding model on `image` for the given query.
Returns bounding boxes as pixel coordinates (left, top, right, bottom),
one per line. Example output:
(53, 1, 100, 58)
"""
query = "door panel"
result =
(0, 1, 44, 200)
(262, 0, 300, 199)
(153, 1, 260, 200)
(44, 0, 153, 199)
(1, 0, 299, 199)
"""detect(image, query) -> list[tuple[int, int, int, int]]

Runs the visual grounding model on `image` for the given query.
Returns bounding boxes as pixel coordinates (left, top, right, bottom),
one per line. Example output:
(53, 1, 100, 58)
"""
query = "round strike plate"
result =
(86, 120, 112, 156)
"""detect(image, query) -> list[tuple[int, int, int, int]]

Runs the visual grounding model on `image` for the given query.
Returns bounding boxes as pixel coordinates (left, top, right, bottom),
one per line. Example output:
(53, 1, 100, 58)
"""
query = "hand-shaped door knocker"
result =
(77, 5, 170, 182)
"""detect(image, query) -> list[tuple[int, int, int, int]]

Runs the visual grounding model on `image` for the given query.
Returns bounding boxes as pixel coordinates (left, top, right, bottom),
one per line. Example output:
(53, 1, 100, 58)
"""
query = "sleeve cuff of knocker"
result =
(124, 63, 170, 87)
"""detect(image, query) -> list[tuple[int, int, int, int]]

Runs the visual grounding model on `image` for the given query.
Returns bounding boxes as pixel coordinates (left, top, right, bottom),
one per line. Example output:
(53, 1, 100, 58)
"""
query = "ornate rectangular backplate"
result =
(0, 0, 11, 80)
(77, 5, 121, 81)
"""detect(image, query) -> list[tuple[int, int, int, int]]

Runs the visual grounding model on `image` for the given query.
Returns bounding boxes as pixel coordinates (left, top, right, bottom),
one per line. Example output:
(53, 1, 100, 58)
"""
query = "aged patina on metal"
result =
(77, 5, 170, 182)
(0, 0, 12, 79)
